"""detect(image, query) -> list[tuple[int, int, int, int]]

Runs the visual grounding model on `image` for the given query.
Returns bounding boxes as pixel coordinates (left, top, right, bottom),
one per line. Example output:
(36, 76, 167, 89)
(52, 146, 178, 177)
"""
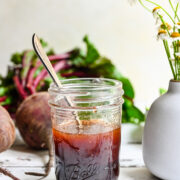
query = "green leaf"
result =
(159, 88, 167, 95)
(71, 56, 86, 67)
(69, 48, 86, 67)
(0, 68, 15, 86)
(21, 50, 35, 80)
(122, 98, 145, 124)
(0, 96, 13, 106)
(119, 77, 135, 99)
(83, 35, 100, 64)
(40, 38, 48, 48)
(11, 52, 23, 64)
(89, 57, 135, 99)
(47, 48, 55, 56)
(34, 66, 44, 78)
(0, 87, 7, 96)
(42, 74, 65, 90)
(0, 86, 14, 96)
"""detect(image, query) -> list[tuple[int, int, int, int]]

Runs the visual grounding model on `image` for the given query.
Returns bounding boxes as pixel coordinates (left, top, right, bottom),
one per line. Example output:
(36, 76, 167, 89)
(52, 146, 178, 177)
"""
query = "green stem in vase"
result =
(158, 14, 171, 36)
(158, 14, 176, 79)
(174, 43, 178, 78)
(173, 41, 178, 79)
(176, 39, 180, 80)
(163, 40, 176, 79)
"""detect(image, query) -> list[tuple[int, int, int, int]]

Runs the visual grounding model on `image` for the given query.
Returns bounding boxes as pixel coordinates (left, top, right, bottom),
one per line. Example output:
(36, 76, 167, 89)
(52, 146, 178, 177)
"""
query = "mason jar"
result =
(48, 78, 123, 180)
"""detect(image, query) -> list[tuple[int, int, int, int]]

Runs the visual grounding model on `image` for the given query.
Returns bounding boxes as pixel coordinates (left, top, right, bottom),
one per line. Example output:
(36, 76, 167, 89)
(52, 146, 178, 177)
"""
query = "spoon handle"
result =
(32, 34, 82, 128)
(32, 34, 62, 88)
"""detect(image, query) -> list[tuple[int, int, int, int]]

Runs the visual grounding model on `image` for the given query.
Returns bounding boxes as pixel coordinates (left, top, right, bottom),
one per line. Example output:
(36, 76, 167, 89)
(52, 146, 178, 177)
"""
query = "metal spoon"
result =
(32, 34, 81, 126)
(32, 34, 62, 88)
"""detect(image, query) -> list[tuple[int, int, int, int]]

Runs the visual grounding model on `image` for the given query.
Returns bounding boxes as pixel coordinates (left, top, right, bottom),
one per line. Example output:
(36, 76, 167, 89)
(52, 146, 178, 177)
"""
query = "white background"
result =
(0, 0, 173, 105)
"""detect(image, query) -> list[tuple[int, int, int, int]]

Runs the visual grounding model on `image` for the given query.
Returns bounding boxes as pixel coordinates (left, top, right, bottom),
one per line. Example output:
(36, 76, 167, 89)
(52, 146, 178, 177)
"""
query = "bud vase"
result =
(143, 80, 180, 180)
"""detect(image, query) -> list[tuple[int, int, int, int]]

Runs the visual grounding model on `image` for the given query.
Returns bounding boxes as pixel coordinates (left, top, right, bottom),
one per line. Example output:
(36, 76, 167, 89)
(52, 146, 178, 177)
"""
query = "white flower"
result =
(157, 29, 168, 40)
(170, 32, 180, 41)
(152, 7, 163, 24)
(152, 7, 160, 18)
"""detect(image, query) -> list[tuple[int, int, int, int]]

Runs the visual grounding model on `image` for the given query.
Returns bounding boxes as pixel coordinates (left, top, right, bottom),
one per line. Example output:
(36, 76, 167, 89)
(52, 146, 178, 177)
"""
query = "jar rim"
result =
(48, 78, 123, 111)
(49, 78, 122, 91)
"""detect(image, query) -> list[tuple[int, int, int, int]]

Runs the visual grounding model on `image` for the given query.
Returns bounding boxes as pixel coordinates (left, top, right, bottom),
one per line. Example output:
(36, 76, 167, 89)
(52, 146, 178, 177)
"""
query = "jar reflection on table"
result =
(48, 78, 123, 180)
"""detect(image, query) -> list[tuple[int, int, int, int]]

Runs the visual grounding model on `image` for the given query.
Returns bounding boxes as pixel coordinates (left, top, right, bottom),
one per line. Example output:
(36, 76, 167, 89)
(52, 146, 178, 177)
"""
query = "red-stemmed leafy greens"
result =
(0, 36, 144, 124)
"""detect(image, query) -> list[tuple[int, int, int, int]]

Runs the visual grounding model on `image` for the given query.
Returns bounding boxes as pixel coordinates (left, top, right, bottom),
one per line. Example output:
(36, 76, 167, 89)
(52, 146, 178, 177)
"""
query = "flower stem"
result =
(175, 3, 180, 20)
(158, 13, 171, 36)
(142, 0, 175, 24)
(163, 40, 176, 79)
(138, 0, 151, 12)
(169, 0, 180, 22)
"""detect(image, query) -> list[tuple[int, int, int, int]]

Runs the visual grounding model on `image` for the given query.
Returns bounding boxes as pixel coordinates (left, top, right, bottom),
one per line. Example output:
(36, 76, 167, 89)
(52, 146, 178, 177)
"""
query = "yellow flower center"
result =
(160, 23, 171, 30)
(158, 29, 167, 35)
(152, 7, 160, 13)
(171, 32, 180, 38)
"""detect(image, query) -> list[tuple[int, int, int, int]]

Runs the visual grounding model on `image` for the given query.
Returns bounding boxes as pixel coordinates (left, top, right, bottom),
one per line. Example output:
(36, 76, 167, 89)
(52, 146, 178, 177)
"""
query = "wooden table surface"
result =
(0, 131, 159, 180)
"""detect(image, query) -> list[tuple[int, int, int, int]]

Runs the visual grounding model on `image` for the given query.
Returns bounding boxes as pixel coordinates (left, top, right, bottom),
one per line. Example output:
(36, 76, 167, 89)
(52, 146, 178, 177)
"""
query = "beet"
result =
(0, 106, 15, 153)
(15, 92, 53, 177)
(0, 106, 20, 180)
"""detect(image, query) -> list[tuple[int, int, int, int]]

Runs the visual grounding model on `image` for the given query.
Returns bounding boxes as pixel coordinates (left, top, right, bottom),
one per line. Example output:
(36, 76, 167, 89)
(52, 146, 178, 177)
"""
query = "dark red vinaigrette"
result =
(53, 120, 121, 180)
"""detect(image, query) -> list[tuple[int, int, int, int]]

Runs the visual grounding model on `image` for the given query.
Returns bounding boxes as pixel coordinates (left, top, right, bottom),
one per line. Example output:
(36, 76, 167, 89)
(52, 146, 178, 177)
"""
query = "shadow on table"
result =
(122, 167, 161, 180)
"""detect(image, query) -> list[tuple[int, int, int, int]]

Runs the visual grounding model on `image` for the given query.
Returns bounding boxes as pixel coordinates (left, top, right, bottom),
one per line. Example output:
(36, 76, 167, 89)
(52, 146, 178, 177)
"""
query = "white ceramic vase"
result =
(143, 80, 180, 180)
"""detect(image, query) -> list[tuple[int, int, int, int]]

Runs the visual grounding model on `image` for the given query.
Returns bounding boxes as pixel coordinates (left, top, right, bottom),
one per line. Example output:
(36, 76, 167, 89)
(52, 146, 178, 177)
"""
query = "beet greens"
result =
(0, 36, 144, 124)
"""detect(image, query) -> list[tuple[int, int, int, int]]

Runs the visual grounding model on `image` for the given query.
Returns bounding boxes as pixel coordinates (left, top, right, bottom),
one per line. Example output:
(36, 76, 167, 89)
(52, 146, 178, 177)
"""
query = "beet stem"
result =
(25, 172, 45, 176)
(36, 54, 69, 67)
(26, 66, 38, 94)
(13, 76, 27, 99)
(61, 71, 89, 77)
(53, 59, 70, 72)
(21, 51, 28, 87)
(0, 167, 20, 180)
(24, 134, 54, 179)
(26, 52, 71, 94)
(48, 53, 70, 61)
(33, 60, 70, 90)
(33, 69, 48, 90)
(0, 96, 7, 102)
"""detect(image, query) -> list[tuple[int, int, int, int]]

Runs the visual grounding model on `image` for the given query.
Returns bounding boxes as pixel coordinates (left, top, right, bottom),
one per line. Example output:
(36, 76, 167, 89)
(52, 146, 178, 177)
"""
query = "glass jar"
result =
(48, 78, 123, 180)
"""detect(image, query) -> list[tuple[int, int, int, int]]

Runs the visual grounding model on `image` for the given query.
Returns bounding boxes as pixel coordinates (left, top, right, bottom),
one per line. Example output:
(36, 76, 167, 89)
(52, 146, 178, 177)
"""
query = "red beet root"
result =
(0, 106, 20, 180)
(0, 106, 15, 153)
(15, 92, 53, 177)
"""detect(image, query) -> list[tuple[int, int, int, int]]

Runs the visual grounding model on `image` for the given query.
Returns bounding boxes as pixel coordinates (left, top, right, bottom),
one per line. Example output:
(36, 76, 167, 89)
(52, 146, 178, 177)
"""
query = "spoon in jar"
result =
(32, 33, 82, 127)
